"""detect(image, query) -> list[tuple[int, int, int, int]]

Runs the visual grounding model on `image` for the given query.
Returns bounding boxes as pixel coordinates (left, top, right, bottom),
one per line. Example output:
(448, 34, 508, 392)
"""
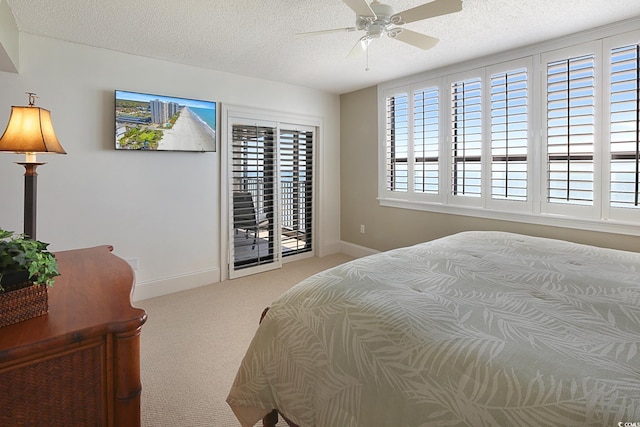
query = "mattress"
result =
(227, 231, 640, 426)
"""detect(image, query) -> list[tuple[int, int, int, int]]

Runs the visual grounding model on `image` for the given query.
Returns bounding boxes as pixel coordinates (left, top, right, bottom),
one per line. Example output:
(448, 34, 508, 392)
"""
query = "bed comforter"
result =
(227, 231, 640, 426)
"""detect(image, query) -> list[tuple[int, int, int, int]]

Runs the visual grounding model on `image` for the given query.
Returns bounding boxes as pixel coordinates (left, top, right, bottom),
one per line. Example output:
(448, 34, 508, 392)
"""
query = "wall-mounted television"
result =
(115, 90, 217, 152)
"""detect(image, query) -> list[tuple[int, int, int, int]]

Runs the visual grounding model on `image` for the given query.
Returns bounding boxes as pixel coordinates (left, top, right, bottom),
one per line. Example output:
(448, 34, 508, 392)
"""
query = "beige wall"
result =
(340, 85, 640, 253)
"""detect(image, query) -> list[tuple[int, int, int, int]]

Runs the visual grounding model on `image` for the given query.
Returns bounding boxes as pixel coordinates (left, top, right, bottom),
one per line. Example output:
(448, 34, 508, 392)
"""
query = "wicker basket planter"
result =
(0, 275, 49, 328)
(0, 228, 59, 327)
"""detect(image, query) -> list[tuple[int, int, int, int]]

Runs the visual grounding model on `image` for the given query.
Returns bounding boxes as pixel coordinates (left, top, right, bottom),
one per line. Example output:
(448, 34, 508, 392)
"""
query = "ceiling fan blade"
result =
(343, 0, 376, 17)
(296, 27, 358, 37)
(391, 29, 439, 50)
(391, 0, 462, 24)
(347, 36, 370, 58)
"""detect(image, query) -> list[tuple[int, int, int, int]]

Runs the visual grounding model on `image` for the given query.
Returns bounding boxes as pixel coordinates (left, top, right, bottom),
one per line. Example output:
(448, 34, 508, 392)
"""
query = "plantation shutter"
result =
(610, 44, 640, 209)
(385, 94, 409, 192)
(451, 77, 482, 197)
(490, 68, 528, 201)
(280, 128, 313, 256)
(546, 54, 595, 205)
(413, 87, 439, 194)
(230, 124, 278, 272)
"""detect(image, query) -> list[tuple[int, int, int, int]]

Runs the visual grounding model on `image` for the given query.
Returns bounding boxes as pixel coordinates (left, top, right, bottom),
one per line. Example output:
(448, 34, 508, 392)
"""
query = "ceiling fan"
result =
(298, 0, 463, 59)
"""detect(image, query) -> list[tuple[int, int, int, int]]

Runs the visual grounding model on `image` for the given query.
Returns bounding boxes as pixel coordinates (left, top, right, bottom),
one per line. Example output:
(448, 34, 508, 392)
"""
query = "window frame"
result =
(378, 22, 640, 237)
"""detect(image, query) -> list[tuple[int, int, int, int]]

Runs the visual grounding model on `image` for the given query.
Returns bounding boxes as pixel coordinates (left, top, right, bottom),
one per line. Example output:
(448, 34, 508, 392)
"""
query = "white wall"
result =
(0, 0, 18, 72)
(0, 34, 341, 300)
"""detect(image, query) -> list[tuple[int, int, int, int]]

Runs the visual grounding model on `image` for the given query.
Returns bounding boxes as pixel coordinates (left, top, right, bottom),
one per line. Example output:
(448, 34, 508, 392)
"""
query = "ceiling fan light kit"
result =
(298, 0, 463, 68)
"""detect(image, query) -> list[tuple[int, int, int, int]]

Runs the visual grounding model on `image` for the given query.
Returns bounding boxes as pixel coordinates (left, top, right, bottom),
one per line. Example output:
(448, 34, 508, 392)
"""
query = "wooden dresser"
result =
(0, 246, 147, 426)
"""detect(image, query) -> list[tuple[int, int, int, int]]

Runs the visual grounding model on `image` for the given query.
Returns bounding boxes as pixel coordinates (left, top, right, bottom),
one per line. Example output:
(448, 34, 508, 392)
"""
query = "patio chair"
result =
(233, 191, 268, 250)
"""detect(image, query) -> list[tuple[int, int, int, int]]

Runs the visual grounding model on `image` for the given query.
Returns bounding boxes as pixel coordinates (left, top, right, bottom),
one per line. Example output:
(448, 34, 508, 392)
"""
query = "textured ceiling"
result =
(5, 0, 640, 94)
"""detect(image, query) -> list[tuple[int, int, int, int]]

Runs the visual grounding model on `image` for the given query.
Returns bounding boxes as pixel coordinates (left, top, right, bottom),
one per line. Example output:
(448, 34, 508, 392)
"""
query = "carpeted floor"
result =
(139, 253, 353, 427)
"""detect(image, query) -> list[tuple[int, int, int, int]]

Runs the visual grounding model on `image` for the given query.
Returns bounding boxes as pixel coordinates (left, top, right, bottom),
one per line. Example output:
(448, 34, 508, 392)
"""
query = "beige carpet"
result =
(139, 254, 353, 427)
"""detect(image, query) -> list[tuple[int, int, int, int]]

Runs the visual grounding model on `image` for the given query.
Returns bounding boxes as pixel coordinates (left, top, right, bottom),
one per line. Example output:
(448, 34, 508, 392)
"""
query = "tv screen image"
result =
(115, 90, 217, 152)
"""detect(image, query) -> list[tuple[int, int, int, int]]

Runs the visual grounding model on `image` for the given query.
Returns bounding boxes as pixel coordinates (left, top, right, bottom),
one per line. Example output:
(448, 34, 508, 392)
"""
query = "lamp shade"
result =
(0, 106, 66, 154)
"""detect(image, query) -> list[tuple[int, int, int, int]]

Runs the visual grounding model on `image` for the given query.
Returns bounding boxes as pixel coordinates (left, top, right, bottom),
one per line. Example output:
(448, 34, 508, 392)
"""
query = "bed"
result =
(226, 231, 640, 426)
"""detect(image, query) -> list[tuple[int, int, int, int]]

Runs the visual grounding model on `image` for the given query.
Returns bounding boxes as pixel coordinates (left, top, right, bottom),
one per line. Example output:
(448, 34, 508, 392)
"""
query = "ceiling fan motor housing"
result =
(356, 1, 395, 37)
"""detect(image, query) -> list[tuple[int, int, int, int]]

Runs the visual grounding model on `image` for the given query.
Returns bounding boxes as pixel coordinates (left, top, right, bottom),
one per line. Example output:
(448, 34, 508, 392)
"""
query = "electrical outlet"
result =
(126, 258, 139, 270)
(360, 224, 365, 234)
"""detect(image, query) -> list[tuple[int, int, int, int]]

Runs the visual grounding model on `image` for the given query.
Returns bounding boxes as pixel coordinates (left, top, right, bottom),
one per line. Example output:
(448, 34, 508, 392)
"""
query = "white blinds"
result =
(385, 94, 409, 192)
(231, 124, 276, 269)
(491, 68, 528, 201)
(280, 129, 313, 256)
(413, 87, 440, 194)
(378, 30, 640, 233)
(451, 78, 482, 197)
(546, 54, 595, 206)
(610, 44, 640, 209)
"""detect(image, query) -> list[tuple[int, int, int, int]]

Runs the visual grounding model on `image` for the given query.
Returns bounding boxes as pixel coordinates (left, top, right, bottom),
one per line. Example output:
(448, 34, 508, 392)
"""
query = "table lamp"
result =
(0, 93, 66, 240)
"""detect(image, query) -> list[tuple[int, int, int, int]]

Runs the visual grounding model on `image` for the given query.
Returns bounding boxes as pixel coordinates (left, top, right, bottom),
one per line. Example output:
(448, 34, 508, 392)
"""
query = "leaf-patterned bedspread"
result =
(227, 231, 640, 426)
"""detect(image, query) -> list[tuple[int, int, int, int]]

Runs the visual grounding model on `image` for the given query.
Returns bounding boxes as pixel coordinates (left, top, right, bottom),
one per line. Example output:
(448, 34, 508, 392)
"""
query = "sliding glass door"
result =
(228, 119, 314, 278)
(280, 128, 313, 257)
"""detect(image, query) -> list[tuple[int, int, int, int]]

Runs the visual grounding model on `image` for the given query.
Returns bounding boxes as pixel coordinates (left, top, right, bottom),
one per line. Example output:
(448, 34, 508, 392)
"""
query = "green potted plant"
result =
(0, 227, 60, 293)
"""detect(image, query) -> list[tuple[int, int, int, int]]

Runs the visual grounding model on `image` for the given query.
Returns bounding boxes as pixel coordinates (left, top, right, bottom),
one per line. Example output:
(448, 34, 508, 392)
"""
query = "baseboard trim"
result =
(133, 267, 220, 302)
(132, 243, 374, 302)
(340, 241, 379, 258)
(317, 242, 342, 257)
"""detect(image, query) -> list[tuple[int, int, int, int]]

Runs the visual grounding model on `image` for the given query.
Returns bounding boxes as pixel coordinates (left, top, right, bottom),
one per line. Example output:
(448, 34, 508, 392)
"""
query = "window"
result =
(385, 94, 409, 192)
(545, 54, 595, 206)
(610, 43, 640, 210)
(451, 78, 482, 197)
(379, 25, 640, 235)
(414, 87, 440, 194)
(490, 68, 528, 201)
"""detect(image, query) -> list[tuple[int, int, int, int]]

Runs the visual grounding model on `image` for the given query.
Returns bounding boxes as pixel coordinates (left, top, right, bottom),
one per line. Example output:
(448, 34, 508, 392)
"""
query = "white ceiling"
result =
(6, 0, 640, 94)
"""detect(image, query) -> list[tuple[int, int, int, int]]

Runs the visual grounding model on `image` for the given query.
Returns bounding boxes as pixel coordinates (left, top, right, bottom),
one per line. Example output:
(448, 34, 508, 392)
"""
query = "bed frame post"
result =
(262, 409, 278, 427)
(259, 308, 299, 427)
(260, 308, 277, 426)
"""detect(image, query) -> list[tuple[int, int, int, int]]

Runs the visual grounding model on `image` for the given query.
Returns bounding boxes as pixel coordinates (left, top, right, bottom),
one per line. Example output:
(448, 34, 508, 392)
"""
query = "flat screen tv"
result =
(115, 90, 217, 152)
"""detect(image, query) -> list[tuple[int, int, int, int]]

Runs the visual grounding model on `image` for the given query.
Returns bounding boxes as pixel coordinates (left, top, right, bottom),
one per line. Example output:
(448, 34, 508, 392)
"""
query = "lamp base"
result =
(16, 162, 46, 240)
